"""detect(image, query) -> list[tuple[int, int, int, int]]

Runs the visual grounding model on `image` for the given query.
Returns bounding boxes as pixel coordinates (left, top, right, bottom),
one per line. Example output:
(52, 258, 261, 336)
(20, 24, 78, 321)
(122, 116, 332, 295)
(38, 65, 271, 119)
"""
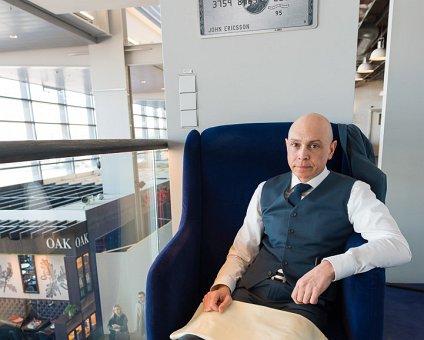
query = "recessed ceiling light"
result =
(127, 37, 139, 45)
(141, 80, 147, 84)
(9, 34, 18, 39)
(79, 11, 95, 21)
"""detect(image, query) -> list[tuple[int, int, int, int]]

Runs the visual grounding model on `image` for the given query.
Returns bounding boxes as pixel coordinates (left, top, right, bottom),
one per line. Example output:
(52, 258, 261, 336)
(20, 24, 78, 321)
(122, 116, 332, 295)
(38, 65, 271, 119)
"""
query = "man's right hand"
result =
(202, 284, 232, 313)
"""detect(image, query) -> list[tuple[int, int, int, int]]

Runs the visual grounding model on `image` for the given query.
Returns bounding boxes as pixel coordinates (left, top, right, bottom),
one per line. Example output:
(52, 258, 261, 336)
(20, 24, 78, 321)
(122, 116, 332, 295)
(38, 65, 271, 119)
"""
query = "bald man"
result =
(200, 113, 411, 332)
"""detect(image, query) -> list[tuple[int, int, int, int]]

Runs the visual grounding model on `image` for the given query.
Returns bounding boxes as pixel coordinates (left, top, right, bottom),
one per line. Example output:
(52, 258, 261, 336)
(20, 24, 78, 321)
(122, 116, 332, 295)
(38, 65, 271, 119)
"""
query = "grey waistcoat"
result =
(238, 171, 356, 300)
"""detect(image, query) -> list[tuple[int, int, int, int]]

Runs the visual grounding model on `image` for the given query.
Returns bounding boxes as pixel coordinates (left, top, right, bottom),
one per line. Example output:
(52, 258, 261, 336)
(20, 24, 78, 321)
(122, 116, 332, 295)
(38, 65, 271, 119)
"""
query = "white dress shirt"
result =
(213, 168, 412, 292)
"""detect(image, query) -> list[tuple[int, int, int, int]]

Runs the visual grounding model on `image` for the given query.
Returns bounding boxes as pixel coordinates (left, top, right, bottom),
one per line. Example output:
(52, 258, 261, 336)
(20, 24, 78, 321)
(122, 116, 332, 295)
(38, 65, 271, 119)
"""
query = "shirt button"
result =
(291, 212, 297, 217)
(268, 270, 272, 276)
(287, 245, 292, 249)
(289, 229, 294, 234)
(283, 261, 288, 266)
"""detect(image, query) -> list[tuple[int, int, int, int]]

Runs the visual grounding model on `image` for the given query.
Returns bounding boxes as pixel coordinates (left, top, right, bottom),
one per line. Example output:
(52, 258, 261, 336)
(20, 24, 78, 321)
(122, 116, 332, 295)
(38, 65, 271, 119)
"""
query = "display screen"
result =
(18, 254, 39, 294)
(76, 256, 85, 298)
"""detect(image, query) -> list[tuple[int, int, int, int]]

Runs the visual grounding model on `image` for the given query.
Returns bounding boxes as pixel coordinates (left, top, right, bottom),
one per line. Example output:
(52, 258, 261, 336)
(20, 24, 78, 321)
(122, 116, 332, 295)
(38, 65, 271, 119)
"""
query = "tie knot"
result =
(293, 183, 312, 195)
(288, 183, 312, 206)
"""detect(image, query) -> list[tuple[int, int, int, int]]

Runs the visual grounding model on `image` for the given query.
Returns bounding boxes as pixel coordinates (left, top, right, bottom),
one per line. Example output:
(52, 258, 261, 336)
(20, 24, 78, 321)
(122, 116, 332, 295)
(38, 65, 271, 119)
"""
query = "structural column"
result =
(88, 9, 135, 195)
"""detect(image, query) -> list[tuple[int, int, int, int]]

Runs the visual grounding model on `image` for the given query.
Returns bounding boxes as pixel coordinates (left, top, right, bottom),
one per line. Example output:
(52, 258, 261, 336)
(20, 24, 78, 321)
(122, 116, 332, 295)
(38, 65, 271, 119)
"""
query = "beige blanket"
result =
(170, 301, 327, 340)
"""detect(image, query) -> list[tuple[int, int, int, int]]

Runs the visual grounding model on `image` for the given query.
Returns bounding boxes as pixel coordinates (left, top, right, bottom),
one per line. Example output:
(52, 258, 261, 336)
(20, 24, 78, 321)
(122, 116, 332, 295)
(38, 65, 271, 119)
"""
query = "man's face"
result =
(114, 307, 121, 315)
(285, 116, 337, 182)
(138, 293, 145, 303)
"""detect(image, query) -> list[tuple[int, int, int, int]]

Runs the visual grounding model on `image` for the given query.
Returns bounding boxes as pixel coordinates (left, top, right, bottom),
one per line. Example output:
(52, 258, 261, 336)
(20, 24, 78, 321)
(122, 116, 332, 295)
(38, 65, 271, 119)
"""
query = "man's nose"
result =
(297, 146, 310, 159)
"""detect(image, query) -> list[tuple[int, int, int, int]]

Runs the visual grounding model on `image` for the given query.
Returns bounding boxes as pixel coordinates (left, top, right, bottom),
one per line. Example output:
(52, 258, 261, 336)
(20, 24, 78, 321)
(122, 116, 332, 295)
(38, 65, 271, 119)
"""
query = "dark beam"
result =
(0, 139, 168, 164)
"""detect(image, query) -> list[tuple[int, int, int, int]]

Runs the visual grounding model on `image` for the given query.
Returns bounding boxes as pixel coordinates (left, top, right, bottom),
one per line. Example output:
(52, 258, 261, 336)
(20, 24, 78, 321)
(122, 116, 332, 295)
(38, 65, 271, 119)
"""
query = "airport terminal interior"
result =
(0, 0, 423, 339)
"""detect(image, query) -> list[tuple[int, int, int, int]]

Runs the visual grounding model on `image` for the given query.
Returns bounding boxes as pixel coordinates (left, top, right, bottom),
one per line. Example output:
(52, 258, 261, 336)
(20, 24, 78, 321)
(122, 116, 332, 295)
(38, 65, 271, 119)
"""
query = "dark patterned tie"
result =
(288, 183, 312, 206)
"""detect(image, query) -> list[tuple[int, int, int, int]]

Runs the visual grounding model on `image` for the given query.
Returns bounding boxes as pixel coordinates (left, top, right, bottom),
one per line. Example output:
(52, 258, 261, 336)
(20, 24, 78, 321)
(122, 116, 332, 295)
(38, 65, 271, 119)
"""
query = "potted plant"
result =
(64, 304, 79, 319)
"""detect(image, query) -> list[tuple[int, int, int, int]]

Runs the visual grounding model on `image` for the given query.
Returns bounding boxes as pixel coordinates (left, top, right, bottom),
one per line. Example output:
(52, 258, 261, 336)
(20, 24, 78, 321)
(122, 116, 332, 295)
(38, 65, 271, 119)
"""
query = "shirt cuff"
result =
(211, 277, 236, 293)
(323, 253, 357, 281)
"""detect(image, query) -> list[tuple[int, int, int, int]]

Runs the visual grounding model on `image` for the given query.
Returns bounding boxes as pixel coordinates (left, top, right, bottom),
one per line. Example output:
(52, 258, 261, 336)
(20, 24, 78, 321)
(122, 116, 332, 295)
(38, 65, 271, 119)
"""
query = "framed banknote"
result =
(199, 0, 318, 37)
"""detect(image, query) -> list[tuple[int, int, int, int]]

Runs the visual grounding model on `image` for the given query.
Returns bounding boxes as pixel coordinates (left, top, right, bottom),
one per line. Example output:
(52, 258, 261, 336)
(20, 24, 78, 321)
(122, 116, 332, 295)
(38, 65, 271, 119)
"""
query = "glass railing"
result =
(0, 139, 171, 340)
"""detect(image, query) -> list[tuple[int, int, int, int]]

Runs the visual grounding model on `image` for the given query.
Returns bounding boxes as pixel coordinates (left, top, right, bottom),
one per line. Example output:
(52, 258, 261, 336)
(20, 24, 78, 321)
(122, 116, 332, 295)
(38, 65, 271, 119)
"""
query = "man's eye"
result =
(291, 143, 299, 147)
(310, 144, 320, 149)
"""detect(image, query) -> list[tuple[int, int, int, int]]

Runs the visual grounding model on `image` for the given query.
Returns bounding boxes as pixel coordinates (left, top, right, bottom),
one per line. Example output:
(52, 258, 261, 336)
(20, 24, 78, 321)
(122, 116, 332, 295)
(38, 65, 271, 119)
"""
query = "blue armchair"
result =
(147, 122, 385, 340)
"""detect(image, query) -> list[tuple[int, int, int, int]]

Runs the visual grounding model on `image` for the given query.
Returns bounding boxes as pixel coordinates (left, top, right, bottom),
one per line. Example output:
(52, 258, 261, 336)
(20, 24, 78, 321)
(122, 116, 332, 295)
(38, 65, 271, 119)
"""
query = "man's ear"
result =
(328, 140, 337, 160)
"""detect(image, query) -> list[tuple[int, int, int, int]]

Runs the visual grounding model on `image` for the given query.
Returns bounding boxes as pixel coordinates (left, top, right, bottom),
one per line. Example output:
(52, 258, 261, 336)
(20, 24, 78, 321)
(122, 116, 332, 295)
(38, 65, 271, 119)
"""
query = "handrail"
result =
(0, 139, 168, 164)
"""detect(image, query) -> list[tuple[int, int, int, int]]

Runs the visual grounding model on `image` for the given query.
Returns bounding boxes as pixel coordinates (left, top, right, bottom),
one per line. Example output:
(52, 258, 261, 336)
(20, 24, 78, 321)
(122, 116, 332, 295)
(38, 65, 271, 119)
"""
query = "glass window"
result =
(75, 325, 83, 340)
(29, 83, 60, 103)
(66, 90, 90, 107)
(67, 106, 91, 124)
(32, 102, 62, 123)
(133, 115, 143, 128)
(0, 161, 38, 187)
(83, 253, 92, 292)
(0, 97, 26, 121)
(0, 122, 31, 141)
(35, 123, 65, 140)
(0, 77, 22, 98)
(146, 116, 156, 129)
(76, 256, 85, 298)
(132, 103, 141, 115)
(148, 129, 159, 139)
(69, 125, 94, 139)
(90, 313, 97, 330)
(134, 128, 145, 139)
(74, 156, 98, 174)
(84, 318, 91, 337)
(160, 129, 167, 139)
(40, 159, 72, 179)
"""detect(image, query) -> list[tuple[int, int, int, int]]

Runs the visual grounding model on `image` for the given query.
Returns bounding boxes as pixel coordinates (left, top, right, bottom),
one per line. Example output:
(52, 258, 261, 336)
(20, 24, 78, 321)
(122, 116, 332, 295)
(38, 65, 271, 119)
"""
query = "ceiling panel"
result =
(28, 0, 159, 14)
(0, 1, 95, 52)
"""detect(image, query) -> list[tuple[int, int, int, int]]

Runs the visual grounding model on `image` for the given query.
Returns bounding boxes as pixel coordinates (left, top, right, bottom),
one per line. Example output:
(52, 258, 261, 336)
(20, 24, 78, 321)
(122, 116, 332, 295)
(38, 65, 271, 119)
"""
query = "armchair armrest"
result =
(341, 233, 385, 340)
(146, 218, 203, 340)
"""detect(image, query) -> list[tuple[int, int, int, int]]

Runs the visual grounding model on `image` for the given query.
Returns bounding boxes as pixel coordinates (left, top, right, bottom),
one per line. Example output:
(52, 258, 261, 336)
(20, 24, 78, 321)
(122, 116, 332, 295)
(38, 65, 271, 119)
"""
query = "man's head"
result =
(285, 113, 337, 182)
(138, 291, 146, 303)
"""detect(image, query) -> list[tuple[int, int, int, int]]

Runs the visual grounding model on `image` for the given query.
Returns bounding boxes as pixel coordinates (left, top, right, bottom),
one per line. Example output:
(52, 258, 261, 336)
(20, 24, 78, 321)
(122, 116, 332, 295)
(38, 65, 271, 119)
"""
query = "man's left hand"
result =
(291, 260, 335, 304)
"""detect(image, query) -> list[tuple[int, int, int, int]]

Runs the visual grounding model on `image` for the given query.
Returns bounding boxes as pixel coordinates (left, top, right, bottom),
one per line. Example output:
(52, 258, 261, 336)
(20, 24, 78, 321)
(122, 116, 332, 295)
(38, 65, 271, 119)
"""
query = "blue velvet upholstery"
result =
(147, 122, 385, 340)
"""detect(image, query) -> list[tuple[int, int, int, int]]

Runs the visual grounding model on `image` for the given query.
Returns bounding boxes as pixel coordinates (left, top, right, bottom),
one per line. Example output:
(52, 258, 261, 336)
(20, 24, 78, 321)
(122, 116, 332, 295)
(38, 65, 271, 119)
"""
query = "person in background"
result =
(135, 291, 146, 340)
(107, 304, 129, 340)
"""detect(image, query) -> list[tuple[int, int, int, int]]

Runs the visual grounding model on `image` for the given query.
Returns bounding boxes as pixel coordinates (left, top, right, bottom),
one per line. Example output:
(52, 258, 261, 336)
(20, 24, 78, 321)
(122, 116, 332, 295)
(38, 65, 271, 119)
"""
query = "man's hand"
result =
(202, 284, 232, 313)
(291, 260, 335, 304)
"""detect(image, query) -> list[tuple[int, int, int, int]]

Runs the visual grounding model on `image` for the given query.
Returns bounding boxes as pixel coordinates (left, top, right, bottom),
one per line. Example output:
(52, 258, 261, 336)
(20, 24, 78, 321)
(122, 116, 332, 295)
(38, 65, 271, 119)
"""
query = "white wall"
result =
(161, 0, 360, 231)
(379, 0, 424, 283)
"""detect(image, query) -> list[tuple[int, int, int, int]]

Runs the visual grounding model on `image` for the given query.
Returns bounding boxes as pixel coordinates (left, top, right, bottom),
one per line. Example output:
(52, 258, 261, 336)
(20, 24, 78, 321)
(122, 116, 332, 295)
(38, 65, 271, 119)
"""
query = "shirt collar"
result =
(290, 167, 330, 190)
